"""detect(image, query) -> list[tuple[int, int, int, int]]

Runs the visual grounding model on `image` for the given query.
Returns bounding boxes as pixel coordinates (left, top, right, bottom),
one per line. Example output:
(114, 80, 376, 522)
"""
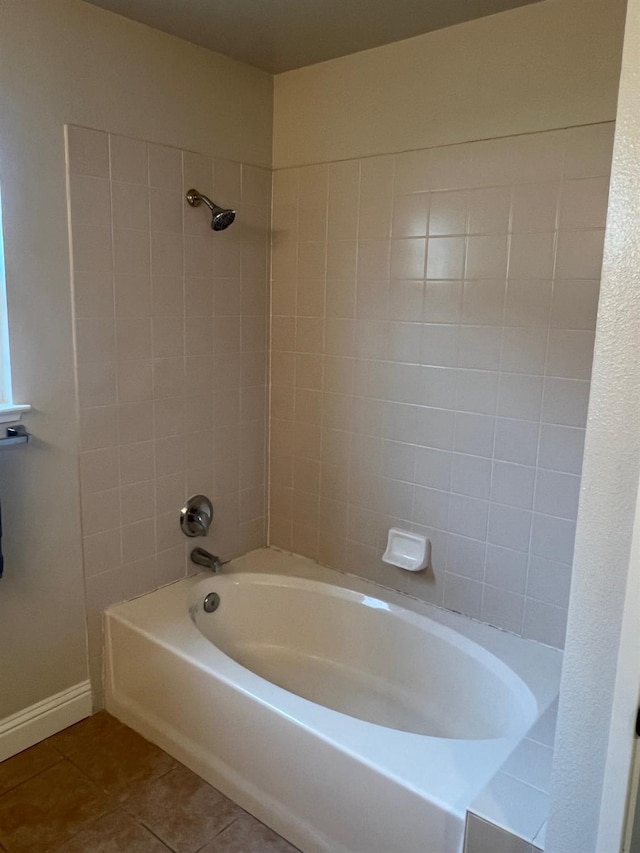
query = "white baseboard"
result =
(0, 681, 92, 762)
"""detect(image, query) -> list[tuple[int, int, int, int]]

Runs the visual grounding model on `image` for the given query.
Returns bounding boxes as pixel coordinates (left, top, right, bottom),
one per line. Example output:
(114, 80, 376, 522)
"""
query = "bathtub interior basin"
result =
(189, 573, 536, 740)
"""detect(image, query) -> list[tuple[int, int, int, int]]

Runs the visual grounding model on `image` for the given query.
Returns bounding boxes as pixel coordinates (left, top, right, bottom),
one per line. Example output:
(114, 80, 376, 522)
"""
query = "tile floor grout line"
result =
(131, 815, 176, 851)
(0, 757, 113, 853)
(133, 790, 242, 852)
(59, 731, 177, 805)
(44, 737, 68, 759)
(118, 762, 180, 821)
(60, 750, 135, 806)
(0, 756, 65, 801)
(206, 812, 243, 844)
(60, 752, 100, 786)
(44, 805, 122, 853)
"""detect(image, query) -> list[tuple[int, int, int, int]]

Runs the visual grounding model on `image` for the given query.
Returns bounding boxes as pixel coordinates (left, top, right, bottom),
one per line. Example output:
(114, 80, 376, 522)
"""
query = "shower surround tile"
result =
(69, 122, 611, 673)
(269, 122, 613, 650)
(67, 127, 270, 701)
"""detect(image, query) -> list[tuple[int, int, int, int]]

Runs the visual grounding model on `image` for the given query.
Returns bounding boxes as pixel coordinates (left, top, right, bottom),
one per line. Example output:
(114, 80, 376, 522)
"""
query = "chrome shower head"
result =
(186, 189, 236, 231)
(210, 207, 236, 231)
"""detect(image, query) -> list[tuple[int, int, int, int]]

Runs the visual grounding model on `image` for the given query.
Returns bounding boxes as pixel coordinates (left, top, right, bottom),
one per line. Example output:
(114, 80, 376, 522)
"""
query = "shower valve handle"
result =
(180, 495, 214, 537)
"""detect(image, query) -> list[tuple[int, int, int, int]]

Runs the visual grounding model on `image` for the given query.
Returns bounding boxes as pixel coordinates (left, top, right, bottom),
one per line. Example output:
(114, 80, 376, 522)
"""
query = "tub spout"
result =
(191, 547, 224, 573)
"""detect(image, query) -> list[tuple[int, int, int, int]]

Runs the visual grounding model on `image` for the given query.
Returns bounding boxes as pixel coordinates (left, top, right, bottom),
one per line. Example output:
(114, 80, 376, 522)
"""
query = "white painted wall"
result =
(273, 0, 625, 168)
(546, 0, 640, 849)
(0, 0, 272, 719)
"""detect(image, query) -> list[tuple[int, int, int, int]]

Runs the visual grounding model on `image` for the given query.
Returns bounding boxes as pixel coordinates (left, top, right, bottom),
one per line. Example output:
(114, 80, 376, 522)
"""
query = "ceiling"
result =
(83, 0, 544, 74)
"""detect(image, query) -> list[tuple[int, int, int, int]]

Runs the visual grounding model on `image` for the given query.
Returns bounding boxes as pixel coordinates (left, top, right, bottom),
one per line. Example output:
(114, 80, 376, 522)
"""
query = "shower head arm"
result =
(186, 189, 216, 212)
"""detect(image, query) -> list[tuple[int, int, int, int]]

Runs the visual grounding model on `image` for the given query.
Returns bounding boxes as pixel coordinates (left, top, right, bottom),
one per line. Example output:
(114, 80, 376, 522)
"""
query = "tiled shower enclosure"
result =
(67, 121, 612, 701)
(67, 126, 270, 701)
(269, 123, 612, 650)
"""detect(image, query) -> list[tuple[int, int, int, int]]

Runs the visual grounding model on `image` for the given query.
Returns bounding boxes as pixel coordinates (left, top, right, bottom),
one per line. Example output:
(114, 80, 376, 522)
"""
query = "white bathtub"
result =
(105, 548, 561, 853)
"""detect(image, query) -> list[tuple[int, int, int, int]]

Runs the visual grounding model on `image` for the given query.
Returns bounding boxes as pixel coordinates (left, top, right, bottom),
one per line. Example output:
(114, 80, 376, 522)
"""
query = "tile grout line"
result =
(0, 759, 66, 803)
(192, 814, 243, 852)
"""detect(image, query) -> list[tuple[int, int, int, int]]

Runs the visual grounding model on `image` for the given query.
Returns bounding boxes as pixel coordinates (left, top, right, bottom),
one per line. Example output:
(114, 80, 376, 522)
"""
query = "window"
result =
(0, 187, 29, 423)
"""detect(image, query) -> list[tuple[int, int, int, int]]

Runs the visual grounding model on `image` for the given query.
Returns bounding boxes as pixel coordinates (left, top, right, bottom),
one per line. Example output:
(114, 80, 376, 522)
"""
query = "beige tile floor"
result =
(0, 712, 299, 852)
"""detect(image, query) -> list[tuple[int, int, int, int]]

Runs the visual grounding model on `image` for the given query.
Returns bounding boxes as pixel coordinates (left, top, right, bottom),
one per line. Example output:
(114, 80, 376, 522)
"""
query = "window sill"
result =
(0, 404, 31, 424)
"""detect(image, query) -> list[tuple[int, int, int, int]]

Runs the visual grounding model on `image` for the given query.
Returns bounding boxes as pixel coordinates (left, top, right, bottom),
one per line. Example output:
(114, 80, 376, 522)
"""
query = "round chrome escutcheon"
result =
(203, 592, 220, 613)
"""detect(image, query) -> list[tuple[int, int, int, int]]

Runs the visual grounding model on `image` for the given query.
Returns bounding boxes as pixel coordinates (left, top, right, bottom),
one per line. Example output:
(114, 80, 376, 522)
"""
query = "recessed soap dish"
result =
(382, 528, 430, 572)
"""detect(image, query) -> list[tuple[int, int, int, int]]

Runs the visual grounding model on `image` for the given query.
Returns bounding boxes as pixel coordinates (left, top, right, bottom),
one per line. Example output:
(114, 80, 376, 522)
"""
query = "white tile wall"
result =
(466, 699, 558, 851)
(68, 126, 270, 697)
(269, 123, 614, 649)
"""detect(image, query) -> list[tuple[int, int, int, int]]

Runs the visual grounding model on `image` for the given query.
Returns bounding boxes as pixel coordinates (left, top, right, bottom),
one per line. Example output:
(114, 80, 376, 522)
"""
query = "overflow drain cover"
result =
(203, 592, 220, 613)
